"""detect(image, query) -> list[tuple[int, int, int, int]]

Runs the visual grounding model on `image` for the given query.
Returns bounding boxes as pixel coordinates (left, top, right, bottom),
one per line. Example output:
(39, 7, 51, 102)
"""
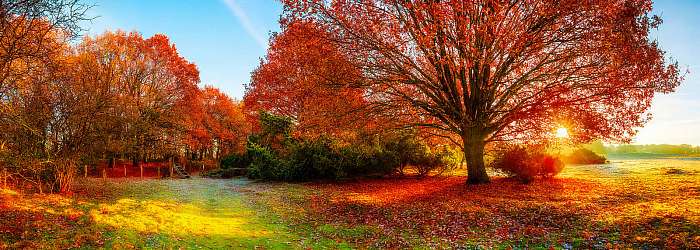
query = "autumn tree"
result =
(281, 0, 682, 184)
(185, 86, 250, 162)
(71, 31, 201, 172)
(245, 21, 378, 140)
(0, 0, 90, 192)
(0, 0, 89, 97)
(202, 87, 250, 158)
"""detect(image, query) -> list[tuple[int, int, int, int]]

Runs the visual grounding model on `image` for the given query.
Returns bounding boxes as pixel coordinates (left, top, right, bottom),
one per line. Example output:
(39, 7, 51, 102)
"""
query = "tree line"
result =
(0, 1, 249, 193)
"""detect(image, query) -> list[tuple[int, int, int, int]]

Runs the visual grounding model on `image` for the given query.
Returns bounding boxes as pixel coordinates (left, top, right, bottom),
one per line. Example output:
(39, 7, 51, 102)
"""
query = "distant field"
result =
(1, 157, 699, 249)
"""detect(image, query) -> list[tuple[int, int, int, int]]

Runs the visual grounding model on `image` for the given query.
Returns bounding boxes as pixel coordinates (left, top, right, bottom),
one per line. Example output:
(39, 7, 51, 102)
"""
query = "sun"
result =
(555, 127, 569, 138)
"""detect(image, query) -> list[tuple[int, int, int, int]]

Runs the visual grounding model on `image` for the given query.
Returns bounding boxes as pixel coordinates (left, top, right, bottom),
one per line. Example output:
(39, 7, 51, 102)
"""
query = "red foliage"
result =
(490, 146, 565, 183)
(294, 177, 598, 247)
(244, 21, 389, 140)
(279, 0, 684, 182)
(184, 86, 250, 156)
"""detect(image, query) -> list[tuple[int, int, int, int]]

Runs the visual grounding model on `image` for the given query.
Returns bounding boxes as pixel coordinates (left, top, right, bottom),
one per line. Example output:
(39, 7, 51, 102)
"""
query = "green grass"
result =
(89, 178, 298, 249)
(1, 178, 306, 249)
(2, 157, 699, 249)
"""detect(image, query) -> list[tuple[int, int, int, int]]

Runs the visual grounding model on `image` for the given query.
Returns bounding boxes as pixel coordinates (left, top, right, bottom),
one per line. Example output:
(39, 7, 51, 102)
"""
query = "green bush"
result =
(340, 144, 398, 178)
(286, 137, 344, 181)
(413, 147, 461, 177)
(202, 167, 247, 178)
(282, 136, 402, 181)
(490, 146, 565, 183)
(246, 142, 288, 180)
(220, 153, 251, 169)
(214, 112, 459, 181)
(564, 148, 607, 164)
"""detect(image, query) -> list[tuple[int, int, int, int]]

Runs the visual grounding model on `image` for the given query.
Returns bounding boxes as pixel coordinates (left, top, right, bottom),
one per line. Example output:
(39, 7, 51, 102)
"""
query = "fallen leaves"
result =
(1, 158, 698, 249)
(245, 159, 700, 248)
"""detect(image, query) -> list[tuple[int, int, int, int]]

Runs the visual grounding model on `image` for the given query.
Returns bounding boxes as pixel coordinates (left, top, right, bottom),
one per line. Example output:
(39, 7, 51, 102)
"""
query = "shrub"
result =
(412, 152, 442, 177)
(246, 142, 288, 180)
(226, 112, 459, 181)
(202, 167, 247, 178)
(378, 131, 461, 177)
(220, 153, 251, 169)
(563, 148, 607, 164)
(490, 146, 565, 183)
(413, 147, 461, 177)
(337, 144, 397, 178)
(286, 137, 344, 181)
(284, 136, 404, 181)
(381, 132, 423, 175)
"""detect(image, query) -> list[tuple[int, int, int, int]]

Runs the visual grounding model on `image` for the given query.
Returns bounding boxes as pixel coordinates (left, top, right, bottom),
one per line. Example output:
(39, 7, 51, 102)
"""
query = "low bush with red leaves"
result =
(490, 146, 565, 183)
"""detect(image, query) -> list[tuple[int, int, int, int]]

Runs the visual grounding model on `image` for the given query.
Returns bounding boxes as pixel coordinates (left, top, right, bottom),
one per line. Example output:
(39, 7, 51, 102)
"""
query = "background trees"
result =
(190, 86, 250, 162)
(72, 31, 202, 168)
(1, 0, 90, 192)
(244, 21, 377, 140)
(1, 23, 249, 192)
(280, 0, 683, 184)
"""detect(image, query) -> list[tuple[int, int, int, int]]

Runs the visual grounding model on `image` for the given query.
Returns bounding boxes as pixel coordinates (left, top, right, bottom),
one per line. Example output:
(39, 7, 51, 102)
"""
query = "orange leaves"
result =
(70, 30, 250, 161)
(244, 21, 376, 139)
(188, 86, 250, 155)
(241, 159, 700, 248)
(279, 0, 683, 147)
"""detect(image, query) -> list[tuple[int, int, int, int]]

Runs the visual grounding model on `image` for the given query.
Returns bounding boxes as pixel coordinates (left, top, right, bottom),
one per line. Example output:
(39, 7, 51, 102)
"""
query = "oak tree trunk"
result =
(463, 132, 490, 185)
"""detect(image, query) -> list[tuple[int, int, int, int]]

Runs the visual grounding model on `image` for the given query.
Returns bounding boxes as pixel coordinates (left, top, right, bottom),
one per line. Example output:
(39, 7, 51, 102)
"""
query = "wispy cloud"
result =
(222, 0, 268, 49)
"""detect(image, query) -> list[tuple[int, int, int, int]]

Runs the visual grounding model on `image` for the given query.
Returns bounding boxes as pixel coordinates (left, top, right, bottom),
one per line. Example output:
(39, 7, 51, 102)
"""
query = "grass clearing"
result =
(1, 157, 699, 249)
(1, 178, 299, 249)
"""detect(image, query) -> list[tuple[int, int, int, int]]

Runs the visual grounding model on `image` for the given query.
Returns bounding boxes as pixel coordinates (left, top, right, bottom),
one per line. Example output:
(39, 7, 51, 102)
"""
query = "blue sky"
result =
(83, 0, 282, 98)
(84, 0, 699, 145)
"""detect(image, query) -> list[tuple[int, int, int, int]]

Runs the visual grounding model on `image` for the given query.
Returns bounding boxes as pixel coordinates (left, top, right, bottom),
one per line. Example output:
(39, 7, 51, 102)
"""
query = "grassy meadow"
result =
(1, 157, 699, 249)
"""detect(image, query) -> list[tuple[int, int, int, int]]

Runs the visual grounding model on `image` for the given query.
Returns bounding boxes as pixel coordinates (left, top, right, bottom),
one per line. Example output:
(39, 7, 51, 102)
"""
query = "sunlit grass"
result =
(0, 178, 299, 249)
(1, 157, 699, 248)
(91, 198, 267, 238)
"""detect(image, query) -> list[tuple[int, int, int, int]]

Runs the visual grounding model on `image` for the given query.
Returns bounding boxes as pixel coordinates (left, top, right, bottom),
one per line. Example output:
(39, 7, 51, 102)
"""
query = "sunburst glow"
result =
(556, 127, 569, 138)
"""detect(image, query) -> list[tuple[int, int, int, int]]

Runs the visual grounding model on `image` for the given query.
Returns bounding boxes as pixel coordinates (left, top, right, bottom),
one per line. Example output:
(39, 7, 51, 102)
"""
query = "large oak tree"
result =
(281, 0, 682, 184)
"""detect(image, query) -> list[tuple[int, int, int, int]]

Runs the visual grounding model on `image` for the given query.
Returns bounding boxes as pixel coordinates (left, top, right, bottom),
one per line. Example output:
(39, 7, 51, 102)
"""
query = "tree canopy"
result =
(278, 0, 683, 183)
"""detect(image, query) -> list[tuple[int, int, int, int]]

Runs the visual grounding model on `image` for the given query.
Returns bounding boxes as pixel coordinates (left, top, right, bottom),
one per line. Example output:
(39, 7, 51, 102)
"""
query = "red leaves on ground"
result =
(247, 165, 700, 248)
